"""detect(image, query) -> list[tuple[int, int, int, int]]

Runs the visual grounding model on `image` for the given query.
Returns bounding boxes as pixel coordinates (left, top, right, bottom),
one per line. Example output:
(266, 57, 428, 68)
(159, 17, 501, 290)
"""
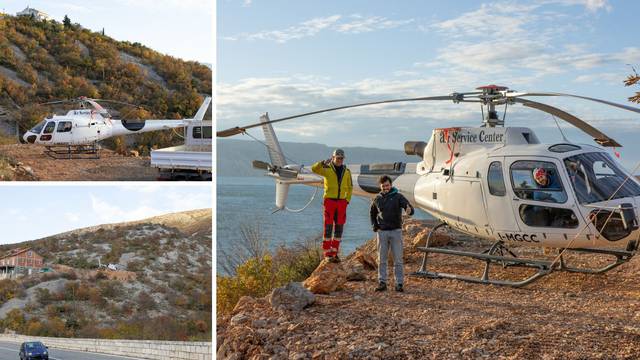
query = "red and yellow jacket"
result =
(311, 161, 353, 202)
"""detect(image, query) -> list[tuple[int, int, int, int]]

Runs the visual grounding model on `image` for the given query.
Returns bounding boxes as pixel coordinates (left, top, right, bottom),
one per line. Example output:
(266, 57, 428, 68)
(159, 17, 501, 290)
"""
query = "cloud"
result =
(223, 14, 414, 43)
(546, 0, 612, 12)
(225, 15, 341, 43)
(219, 1, 635, 149)
(430, 2, 537, 37)
(90, 194, 162, 224)
(336, 15, 414, 34)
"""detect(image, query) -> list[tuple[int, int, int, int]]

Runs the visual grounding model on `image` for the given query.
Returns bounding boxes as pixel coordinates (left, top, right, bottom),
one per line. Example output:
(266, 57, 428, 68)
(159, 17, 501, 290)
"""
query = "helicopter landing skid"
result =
(412, 238, 636, 288)
(44, 144, 100, 160)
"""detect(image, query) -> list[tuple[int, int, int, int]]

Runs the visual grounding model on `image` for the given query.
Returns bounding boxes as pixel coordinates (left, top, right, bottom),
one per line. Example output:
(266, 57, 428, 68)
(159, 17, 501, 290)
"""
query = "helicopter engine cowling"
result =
(404, 141, 427, 158)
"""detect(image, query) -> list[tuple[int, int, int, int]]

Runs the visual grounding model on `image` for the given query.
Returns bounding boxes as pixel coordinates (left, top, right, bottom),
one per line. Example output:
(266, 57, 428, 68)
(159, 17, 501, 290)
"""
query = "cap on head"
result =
(333, 148, 345, 158)
(533, 167, 549, 186)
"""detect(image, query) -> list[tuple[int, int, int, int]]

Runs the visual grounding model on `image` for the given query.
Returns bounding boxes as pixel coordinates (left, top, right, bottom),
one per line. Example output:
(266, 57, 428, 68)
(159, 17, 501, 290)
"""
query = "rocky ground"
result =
(217, 219, 640, 359)
(0, 144, 157, 180)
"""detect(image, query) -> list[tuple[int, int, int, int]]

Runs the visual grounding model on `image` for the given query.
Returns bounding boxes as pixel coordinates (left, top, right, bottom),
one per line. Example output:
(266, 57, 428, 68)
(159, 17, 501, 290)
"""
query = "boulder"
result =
(346, 263, 367, 281)
(269, 282, 315, 311)
(352, 249, 377, 270)
(303, 258, 348, 294)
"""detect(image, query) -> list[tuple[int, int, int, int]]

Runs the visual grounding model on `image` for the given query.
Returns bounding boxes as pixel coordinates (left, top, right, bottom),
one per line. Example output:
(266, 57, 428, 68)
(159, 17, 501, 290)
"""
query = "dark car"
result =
(19, 341, 49, 360)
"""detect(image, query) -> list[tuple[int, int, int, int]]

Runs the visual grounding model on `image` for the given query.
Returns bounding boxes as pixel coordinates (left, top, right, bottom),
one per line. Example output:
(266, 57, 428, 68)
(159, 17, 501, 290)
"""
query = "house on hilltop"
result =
(0, 247, 44, 278)
(16, 6, 50, 21)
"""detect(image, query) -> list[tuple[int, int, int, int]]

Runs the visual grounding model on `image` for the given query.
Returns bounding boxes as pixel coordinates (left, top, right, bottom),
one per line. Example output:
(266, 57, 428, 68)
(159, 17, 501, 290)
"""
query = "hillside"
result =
(218, 220, 640, 358)
(0, 14, 211, 150)
(217, 139, 417, 177)
(0, 209, 212, 341)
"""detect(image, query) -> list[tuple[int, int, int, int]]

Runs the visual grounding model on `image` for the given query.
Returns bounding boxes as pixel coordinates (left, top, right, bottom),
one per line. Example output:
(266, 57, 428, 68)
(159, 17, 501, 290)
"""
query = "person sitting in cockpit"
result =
(532, 167, 561, 202)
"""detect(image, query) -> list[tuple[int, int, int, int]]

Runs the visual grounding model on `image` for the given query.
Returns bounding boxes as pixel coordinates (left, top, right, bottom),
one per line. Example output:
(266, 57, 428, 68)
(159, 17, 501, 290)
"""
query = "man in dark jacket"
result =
(370, 175, 414, 292)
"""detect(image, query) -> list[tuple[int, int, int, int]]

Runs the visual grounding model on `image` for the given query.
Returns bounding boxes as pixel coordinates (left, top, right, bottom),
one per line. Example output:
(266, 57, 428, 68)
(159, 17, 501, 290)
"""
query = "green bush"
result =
(216, 240, 322, 316)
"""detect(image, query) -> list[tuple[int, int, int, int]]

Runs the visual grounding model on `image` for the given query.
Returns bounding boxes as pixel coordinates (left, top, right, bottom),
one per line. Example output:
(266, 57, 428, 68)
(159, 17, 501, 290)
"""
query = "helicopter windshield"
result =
(564, 152, 640, 204)
(30, 120, 46, 134)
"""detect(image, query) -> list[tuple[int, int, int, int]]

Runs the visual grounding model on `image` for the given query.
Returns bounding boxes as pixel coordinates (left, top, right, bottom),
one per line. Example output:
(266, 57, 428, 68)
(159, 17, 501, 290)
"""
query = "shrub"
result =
(0, 279, 20, 302)
(216, 237, 322, 316)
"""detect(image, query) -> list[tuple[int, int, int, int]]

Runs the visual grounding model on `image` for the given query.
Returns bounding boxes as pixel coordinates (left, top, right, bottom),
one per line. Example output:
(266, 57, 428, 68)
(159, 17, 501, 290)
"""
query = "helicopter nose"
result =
(23, 132, 37, 144)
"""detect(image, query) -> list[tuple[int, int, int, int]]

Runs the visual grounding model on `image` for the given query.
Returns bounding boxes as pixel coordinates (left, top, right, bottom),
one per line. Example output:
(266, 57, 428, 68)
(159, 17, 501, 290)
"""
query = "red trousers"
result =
(322, 198, 347, 257)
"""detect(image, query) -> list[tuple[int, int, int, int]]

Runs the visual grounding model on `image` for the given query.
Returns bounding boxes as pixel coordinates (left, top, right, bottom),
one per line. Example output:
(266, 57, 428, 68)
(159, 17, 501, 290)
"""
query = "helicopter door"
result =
(506, 157, 592, 246)
(483, 158, 520, 232)
(38, 121, 56, 143)
(53, 121, 73, 145)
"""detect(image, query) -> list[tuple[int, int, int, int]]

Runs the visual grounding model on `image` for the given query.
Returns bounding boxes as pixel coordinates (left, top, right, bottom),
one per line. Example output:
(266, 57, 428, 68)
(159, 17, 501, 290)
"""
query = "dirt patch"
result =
(218, 221, 640, 359)
(0, 144, 158, 181)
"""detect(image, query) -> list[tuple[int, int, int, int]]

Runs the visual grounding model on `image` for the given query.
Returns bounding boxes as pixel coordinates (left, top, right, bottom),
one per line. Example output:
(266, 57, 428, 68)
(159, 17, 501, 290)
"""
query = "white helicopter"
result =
(22, 96, 212, 159)
(218, 84, 640, 287)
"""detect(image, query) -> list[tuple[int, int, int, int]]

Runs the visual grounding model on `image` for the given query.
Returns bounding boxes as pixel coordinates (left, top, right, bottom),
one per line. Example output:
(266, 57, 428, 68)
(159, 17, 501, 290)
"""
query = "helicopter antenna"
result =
(551, 114, 569, 143)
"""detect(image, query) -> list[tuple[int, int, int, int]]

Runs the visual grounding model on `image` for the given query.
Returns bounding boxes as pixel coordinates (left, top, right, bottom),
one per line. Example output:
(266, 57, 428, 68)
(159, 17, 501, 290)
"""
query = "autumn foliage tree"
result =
(625, 68, 640, 104)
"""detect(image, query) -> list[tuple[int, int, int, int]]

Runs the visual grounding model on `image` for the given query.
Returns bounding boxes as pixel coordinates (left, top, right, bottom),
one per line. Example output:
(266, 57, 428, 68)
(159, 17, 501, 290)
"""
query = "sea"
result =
(216, 176, 430, 274)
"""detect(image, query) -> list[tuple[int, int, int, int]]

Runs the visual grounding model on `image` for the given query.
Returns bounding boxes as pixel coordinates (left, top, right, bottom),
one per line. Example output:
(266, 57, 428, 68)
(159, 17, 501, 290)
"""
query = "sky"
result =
(218, 0, 640, 169)
(0, 184, 212, 244)
(2, 0, 213, 63)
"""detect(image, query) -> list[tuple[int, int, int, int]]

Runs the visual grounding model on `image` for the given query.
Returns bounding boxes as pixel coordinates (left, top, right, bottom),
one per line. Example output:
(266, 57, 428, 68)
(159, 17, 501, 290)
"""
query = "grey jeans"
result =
(377, 229, 403, 285)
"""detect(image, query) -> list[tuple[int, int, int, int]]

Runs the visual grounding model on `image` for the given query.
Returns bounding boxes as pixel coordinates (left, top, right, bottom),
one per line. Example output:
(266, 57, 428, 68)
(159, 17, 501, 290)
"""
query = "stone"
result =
(353, 250, 378, 270)
(252, 319, 268, 328)
(230, 313, 249, 326)
(269, 282, 315, 312)
(303, 258, 348, 294)
(346, 263, 367, 281)
(129, 149, 139, 157)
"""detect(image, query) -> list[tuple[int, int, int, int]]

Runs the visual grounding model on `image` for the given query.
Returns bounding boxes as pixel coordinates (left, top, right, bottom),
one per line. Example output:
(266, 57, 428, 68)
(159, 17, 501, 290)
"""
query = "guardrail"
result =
(0, 334, 211, 360)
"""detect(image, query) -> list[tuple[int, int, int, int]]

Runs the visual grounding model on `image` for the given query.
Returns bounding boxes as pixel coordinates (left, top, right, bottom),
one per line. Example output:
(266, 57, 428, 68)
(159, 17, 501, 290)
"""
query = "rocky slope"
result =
(0, 14, 211, 147)
(0, 209, 212, 341)
(217, 219, 640, 359)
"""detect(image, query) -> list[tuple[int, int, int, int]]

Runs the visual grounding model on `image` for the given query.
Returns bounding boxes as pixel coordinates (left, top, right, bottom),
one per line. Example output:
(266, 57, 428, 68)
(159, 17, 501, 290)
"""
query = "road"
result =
(0, 341, 144, 360)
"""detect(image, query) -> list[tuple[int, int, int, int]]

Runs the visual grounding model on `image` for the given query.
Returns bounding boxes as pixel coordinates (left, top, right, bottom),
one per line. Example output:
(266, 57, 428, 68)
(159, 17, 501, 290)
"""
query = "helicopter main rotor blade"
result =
(92, 99, 147, 109)
(217, 95, 454, 137)
(514, 98, 622, 147)
(38, 99, 75, 106)
(507, 92, 640, 114)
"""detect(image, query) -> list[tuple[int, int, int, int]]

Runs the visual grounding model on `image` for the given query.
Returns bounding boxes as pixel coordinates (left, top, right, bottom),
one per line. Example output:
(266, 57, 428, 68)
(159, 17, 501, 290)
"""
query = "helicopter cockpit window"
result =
(30, 120, 46, 134)
(43, 121, 55, 134)
(510, 161, 567, 203)
(564, 152, 640, 204)
(487, 161, 506, 196)
(519, 205, 579, 228)
(56, 121, 72, 133)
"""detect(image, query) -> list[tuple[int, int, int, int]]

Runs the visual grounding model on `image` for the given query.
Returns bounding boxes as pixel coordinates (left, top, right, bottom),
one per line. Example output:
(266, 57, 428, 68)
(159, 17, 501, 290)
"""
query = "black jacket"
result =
(370, 187, 414, 231)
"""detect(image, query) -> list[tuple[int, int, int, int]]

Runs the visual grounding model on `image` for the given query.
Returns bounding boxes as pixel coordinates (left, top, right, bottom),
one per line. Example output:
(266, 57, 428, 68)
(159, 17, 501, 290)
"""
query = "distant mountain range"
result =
(217, 139, 417, 177)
